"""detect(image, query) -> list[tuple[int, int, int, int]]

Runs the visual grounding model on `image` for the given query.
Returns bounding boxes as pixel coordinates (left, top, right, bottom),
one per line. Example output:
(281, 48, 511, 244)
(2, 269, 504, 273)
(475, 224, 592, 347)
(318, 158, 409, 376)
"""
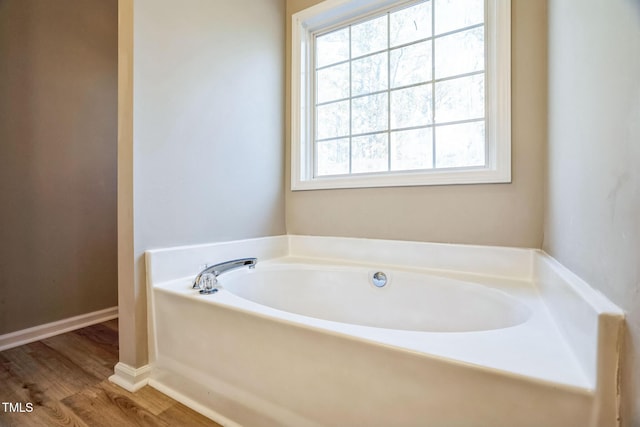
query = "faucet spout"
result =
(193, 257, 257, 290)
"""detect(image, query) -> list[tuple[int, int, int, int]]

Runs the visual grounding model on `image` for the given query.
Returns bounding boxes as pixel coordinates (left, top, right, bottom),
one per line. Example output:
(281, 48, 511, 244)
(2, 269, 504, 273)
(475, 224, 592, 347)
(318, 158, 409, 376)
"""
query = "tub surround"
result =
(130, 235, 624, 427)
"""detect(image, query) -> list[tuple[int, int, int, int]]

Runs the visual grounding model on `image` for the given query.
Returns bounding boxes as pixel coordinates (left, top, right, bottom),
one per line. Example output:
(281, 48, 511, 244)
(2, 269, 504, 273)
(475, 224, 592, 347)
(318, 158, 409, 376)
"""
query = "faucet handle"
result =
(193, 264, 210, 289)
(198, 273, 218, 294)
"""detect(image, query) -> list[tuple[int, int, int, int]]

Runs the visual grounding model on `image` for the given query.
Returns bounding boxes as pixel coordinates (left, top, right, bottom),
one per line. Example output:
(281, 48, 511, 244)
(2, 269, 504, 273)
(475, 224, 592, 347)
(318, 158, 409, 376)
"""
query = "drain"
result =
(372, 271, 388, 288)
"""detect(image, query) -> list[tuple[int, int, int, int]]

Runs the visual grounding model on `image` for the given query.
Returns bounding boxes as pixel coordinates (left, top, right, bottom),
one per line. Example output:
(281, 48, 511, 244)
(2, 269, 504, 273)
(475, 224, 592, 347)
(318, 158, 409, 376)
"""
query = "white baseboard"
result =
(0, 306, 118, 352)
(109, 362, 151, 392)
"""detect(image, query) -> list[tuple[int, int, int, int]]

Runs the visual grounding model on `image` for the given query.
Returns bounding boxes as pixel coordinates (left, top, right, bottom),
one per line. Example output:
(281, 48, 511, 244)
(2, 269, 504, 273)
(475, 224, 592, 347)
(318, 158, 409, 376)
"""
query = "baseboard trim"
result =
(109, 362, 151, 392)
(0, 306, 118, 352)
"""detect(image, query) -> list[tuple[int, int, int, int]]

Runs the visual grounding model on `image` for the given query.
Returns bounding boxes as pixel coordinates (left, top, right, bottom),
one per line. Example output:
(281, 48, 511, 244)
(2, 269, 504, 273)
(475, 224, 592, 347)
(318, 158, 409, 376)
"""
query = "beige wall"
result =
(545, 0, 640, 425)
(285, 0, 547, 248)
(118, 0, 286, 367)
(0, 0, 118, 334)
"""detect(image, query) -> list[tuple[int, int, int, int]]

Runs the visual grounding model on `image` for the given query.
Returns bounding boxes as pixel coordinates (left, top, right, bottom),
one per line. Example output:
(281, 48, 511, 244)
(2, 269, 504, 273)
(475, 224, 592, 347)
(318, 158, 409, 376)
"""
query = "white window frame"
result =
(291, 0, 511, 191)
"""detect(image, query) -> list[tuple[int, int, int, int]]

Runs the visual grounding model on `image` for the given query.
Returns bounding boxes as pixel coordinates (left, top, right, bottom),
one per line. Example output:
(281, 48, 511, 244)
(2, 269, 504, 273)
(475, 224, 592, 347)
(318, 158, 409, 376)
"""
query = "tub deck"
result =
(153, 257, 591, 393)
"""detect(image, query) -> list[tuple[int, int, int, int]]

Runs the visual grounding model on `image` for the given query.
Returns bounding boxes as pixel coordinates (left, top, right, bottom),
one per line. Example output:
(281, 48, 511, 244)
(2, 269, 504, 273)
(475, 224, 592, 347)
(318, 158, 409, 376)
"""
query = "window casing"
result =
(291, 0, 511, 190)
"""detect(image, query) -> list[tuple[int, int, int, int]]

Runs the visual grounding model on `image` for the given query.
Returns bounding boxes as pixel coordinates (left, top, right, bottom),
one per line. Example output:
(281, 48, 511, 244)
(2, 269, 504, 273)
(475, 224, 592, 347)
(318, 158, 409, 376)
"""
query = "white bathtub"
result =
(144, 236, 624, 427)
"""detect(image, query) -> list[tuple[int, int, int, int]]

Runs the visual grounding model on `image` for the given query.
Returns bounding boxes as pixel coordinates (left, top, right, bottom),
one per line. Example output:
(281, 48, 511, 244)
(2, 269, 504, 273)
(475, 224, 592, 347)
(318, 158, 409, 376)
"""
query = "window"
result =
(291, 0, 511, 190)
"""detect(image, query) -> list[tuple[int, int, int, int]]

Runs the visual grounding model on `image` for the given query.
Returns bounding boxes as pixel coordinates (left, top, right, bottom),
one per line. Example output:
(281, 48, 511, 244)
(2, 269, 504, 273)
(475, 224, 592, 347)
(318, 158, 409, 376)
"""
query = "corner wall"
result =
(118, 0, 286, 368)
(285, 0, 547, 248)
(545, 0, 640, 424)
(0, 0, 118, 335)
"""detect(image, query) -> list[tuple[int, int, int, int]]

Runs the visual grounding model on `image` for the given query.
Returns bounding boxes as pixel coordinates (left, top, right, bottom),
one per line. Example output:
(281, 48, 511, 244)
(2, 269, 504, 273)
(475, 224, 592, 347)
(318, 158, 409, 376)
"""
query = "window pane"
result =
(390, 41, 432, 88)
(352, 93, 388, 134)
(316, 28, 349, 68)
(317, 138, 350, 176)
(390, 84, 432, 129)
(391, 128, 433, 171)
(435, 121, 485, 168)
(352, 133, 388, 173)
(435, 74, 484, 123)
(352, 52, 388, 96)
(435, 0, 484, 35)
(317, 63, 349, 104)
(317, 100, 349, 140)
(351, 15, 387, 57)
(390, 1, 432, 47)
(435, 26, 484, 79)
(294, 0, 509, 188)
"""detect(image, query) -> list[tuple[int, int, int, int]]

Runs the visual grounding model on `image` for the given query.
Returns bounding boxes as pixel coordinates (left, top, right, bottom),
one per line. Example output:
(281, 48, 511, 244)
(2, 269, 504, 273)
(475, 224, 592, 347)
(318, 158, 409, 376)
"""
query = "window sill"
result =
(291, 167, 511, 191)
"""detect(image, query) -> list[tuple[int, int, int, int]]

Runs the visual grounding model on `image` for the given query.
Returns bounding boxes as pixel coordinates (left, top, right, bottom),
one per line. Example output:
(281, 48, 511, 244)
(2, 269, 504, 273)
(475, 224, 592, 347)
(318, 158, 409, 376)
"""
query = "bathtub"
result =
(144, 235, 624, 427)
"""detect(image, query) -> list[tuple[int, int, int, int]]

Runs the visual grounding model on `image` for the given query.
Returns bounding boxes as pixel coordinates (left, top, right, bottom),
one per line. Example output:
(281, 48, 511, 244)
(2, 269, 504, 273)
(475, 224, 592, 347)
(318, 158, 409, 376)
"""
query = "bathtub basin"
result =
(222, 264, 531, 332)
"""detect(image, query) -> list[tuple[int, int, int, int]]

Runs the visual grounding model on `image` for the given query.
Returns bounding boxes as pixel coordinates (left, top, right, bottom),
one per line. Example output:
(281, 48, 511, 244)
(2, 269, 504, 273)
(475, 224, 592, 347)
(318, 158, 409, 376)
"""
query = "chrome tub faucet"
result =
(193, 257, 257, 294)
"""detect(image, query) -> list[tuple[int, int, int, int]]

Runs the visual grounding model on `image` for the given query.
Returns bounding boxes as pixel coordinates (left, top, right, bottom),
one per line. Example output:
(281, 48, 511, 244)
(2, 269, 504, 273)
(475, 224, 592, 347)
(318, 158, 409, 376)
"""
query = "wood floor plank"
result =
(71, 323, 119, 356)
(0, 320, 227, 426)
(0, 411, 48, 427)
(29, 400, 91, 427)
(0, 359, 39, 427)
(97, 381, 175, 416)
(101, 318, 118, 332)
(41, 330, 117, 380)
(0, 352, 35, 404)
(159, 401, 224, 427)
(0, 345, 79, 402)
(24, 340, 102, 393)
(61, 381, 169, 427)
(1, 347, 91, 427)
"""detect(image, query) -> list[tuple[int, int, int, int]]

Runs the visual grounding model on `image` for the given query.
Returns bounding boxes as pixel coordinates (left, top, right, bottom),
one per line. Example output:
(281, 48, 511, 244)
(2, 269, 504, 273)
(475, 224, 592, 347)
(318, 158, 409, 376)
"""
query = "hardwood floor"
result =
(0, 319, 222, 427)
